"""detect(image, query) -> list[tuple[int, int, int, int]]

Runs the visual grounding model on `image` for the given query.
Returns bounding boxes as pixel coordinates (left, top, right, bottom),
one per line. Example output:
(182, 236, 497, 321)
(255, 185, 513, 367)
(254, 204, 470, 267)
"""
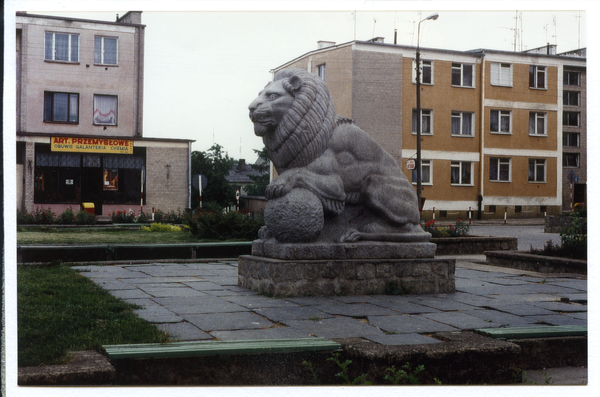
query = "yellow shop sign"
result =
(51, 137, 133, 154)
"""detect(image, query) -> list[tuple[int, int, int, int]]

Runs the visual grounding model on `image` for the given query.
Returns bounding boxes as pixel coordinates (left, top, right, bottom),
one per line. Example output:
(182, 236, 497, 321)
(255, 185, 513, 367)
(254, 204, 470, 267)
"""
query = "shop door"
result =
(81, 167, 103, 215)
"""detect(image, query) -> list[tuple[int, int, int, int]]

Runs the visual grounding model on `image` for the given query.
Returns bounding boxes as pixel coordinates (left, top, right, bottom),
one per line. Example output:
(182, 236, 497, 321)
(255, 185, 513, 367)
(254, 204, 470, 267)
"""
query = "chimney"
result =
(318, 41, 336, 49)
(239, 159, 246, 172)
(117, 11, 143, 24)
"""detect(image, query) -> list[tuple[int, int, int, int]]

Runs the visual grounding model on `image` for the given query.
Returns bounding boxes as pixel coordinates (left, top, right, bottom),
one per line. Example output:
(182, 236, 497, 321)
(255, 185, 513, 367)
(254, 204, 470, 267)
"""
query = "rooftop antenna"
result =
(372, 18, 377, 38)
(353, 11, 356, 40)
(576, 12, 581, 48)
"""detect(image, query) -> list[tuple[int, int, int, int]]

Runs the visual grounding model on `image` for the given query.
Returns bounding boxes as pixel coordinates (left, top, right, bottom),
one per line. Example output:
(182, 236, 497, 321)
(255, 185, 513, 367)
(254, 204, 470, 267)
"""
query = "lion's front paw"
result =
(265, 181, 290, 199)
(339, 228, 363, 243)
(258, 226, 273, 240)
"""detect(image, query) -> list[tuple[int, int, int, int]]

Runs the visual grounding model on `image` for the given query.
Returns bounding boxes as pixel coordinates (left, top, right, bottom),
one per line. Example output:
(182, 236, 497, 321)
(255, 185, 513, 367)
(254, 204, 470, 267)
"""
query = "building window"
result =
(528, 159, 546, 182)
(451, 161, 472, 185)
(540, 205, 547, 213)
(563, 132, 580, 147)
(564, 70, 580, 86)
(94, 36, 118, 65)
(93, 95, 118, 125)
(412, 109, 432, 135)
(451, 112, 474, 136)
(563, 153, 579, 168)
(563, 91, 580, 106)
(515, 205, 523, 213)
(529, 112, 546, 136)
(490, 62, 512, 86)
(563, 111, 580, 127)
(43, 92, 79, 123)
(411, 159, 432, 185)
(488, 205, 496, 213)
(529, 65, 546, 89)
(452, 63, 474, 87)
(490, 109, 511, 133)
(489, 157, 510, 182)
(413, 60, 433, 84)
(317, 64, 326, 81)
(45, 32, 78, 62)
(17, 142, 26, 164)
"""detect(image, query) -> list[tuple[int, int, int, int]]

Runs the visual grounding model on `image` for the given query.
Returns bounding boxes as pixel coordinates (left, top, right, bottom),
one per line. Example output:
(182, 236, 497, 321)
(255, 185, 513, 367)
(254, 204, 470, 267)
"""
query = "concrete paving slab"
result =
(369, 298, 442, 314)
(529, 301, 587, 312)
(183, 312, 274, 331)
(546, 280, 587, 290)
(156, 322, 213, 341)
(139, 287, 208, 298)
(199, 276, 239, 286)
(285, 296, 342, 305)
(223, 295, 301, 309)
(312, 302, 397, 317)
(93, 280, 139, 290)
(423, 311, 502, 330)
(568, 312, 587, 320)
(284, 316, 383, 338)
(406, 298, 476, 312)
(153, 296, 248, 314)
(181, 281, 225, 291)
(485, 303, 559, 316)
(522, 314, 588, 326)
(210, 327, 311, 341)
(254, 306, 334, 322)
(461, 309, 541, 327)
(484, 293, 560, 302)
(367, 314, 457, 333)
(108, 289, 152, 299)
(364, 332, 442, 346)
(525, 283, 586, 295)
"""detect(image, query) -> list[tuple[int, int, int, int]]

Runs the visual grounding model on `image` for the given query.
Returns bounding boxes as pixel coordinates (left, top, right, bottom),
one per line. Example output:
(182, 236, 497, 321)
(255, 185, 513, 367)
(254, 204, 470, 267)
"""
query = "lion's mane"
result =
(265, 69, 337, 173)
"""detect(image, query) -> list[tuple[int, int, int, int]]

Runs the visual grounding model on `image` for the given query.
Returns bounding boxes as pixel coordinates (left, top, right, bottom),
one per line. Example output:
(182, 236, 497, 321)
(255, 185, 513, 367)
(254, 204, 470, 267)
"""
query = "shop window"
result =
(103, 169, 118, 190)
(489, 157, 511, 182)
(529, 112, 546, 136)
(451, 63, 473, 87)
(528, 159, 546, 182)
(490, 62, 512, 86)
(45, 32, 78, 62)
(451, 111, 474, 136)
(94, 36, 118, 65)
(564, 70, 580, 86)
(93, 95, 118, 125)
(563, 132, 580, 147)
(44, 92, 79, 123)
(451, 161, 472, 185)
(563, 111, 580, 127)
(412, 109, 433, 135)
(490, 110, 511, 133)
(529, 65, 546, 89)
(563, 91, 580, 106)
(411, 160, 432, 185)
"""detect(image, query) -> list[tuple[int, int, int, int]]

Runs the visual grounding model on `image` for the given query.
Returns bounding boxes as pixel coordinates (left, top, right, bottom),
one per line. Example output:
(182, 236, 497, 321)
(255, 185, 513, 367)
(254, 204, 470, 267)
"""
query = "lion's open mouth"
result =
(250, 111, 273, 125)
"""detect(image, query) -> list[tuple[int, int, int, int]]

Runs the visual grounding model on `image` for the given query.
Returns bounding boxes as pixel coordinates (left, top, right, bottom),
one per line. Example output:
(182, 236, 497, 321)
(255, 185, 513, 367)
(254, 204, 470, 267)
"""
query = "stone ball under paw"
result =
(264, 188, 324, 243)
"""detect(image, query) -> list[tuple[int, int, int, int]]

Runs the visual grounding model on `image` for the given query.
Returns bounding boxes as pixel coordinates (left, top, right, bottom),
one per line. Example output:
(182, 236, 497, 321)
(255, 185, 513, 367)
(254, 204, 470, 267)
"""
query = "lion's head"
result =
(248, 68, 337, 173)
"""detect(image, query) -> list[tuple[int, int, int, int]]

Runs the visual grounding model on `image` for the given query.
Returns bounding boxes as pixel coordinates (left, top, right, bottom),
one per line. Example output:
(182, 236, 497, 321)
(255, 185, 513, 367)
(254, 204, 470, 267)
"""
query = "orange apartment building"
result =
(16, 11, 194, 216)
(273, 39, 586, 220)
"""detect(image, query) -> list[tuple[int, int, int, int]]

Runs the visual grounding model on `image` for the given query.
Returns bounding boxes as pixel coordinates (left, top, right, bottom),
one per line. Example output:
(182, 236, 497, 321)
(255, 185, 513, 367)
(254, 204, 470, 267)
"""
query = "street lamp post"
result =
(415, 13, 439, 217)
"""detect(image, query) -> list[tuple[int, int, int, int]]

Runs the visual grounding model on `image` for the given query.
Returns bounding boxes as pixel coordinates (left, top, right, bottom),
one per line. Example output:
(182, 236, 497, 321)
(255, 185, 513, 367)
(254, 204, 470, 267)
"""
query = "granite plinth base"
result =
(238, 255, 455, 297)
(252, 239, 437, 260)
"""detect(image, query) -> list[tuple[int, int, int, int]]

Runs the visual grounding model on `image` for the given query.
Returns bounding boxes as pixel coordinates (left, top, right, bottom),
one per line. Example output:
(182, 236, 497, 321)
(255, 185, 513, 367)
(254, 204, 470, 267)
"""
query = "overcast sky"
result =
(6, 2, 592, 164)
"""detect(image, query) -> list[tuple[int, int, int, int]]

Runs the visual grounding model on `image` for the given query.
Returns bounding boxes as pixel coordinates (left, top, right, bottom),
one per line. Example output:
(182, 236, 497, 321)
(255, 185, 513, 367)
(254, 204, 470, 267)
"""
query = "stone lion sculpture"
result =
(248, 68, 430, 244)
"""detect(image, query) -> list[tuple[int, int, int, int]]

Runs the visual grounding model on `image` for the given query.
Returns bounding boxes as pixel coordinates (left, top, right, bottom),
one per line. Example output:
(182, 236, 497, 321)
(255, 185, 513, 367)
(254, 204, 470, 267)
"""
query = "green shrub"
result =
(30, 207, 55, 224)
(57, 208, 75, 224)
(153, 209, 186, 224)
(17, 210, 33, 225)
(185, 209, 264, 241)
(110, 209, 138, 223)
(74, 210, 96, 225)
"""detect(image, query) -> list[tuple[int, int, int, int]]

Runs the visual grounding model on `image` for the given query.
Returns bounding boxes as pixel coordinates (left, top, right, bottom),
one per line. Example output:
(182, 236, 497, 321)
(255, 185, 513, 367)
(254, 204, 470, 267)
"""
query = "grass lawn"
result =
(17, 226, 201, 245)
(18, 262, 170, 366)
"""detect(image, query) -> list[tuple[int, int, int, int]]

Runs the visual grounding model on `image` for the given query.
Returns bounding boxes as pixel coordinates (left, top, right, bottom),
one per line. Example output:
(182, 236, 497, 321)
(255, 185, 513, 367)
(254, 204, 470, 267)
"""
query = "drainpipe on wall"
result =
(188, 142, 192, 209)
(478, 51, 486, 220)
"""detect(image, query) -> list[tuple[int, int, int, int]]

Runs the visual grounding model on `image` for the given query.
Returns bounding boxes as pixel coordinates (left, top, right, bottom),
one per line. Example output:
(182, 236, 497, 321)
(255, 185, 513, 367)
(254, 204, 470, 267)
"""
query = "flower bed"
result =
(485, 251, 586, 274)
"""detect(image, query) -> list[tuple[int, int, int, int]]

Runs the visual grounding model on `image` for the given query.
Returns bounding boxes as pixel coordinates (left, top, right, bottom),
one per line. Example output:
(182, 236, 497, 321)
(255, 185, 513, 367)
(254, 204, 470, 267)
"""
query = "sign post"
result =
(192, 174, 208, 213)
(236, 190, 241, 213)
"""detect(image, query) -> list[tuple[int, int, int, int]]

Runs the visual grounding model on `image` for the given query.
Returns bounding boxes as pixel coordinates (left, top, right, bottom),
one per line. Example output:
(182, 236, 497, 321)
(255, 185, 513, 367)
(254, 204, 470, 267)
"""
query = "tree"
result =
(191, 144, 237, 210)
(245, 147, 270, 197)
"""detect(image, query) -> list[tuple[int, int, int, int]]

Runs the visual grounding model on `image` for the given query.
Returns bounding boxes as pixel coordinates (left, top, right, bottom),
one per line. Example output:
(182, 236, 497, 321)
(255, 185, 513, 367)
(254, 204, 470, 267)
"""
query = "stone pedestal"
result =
(238, 240, 454, 297)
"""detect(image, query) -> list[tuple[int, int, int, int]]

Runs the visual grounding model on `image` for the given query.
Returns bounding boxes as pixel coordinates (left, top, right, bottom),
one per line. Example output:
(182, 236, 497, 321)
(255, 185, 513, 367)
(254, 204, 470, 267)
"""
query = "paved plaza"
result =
(73, 254, 587, 345)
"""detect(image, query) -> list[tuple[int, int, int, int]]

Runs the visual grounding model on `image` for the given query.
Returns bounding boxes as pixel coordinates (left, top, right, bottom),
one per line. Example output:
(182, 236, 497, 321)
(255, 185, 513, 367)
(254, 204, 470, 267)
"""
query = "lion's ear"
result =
(288, 75, 303, 92)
